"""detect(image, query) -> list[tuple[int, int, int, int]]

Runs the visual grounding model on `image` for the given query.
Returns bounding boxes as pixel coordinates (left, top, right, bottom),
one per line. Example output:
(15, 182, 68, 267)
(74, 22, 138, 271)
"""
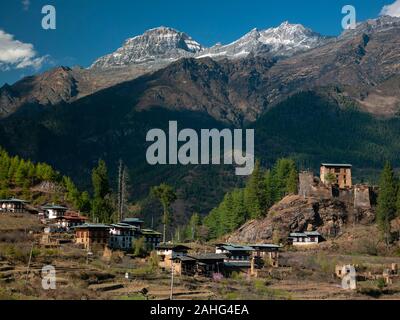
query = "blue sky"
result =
(0, 0, 397, 86)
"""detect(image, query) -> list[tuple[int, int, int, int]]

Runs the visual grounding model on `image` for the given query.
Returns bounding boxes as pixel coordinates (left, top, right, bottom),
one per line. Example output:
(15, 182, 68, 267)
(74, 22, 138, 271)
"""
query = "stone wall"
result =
(299, 172, 373, 209)
(354, 184, 371, 209)
(299, 171, 332, 199)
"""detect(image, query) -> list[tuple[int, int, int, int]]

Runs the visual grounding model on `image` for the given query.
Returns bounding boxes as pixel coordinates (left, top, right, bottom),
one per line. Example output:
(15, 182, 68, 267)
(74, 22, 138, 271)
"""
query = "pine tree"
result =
(91, 160, 114, 223)
(244, 160, 265, 219)
(376, 162, 397, 245)
(151, 183, 177, 243)
(264, 170, 275, 209)
(286, 163, 299, 194)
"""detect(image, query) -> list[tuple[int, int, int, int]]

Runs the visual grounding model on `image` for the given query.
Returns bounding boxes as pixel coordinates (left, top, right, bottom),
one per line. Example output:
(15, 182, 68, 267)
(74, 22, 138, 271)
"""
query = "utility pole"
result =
(25, 243, 34, 282)
(170, 262, 174, 300)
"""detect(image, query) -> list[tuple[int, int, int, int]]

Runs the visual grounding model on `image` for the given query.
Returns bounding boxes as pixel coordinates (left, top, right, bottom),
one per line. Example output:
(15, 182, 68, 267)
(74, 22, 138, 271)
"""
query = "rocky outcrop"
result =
(227, 195, 375, 244)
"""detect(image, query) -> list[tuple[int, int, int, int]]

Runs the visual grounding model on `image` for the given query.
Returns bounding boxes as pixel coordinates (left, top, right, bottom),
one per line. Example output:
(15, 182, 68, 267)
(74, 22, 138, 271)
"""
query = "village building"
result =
(249, 244, 281, 268)
(54, 211, 87, 231)
(215, 244, 254, 273)
(289, 231, 324, 246)
(191, 253, 226, 277)
(140, 228, 162, 250)
(74, 223, 110, 250)
(42, 204, 68, 220)
(109, 223, 137, 251)
(172, 253, 226, 277)
(216, 244, 254, 263)
(320, 163, 352, 189)
(156, 244, 190, 270)
(0, 198, 28, 213)
(121, 217, 144, 230)
(170, 255, 197, 276)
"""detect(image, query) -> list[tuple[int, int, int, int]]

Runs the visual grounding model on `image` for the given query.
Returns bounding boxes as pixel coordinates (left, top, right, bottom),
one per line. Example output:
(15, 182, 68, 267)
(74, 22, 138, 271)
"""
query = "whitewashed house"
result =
(289, 231, 324, 246)
(42, 204, 68, 220)
(0, 198, 28, 213)
(109, 223, 138, 251)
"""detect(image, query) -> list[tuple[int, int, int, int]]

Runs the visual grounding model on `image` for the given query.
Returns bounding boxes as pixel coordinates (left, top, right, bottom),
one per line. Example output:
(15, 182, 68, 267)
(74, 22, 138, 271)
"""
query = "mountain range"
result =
(1, 16, 400, 224)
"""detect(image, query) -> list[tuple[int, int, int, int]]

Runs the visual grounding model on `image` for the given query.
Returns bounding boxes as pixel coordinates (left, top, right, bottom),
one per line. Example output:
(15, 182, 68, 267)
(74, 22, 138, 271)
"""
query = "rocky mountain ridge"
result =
(1, 17, 400, 121)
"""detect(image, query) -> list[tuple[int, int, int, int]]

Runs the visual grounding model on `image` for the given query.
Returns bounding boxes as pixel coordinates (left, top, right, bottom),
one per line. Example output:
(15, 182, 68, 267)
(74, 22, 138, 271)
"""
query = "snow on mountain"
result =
(91, 22, 330, 70)
(91, 26, 204, 69)
(197, 21, 330, 59)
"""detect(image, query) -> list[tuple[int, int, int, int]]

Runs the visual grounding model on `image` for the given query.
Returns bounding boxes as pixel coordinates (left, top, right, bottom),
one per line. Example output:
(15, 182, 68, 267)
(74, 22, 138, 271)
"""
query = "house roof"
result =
(217, 244, 255, 252)
(110, 223, 135, 229)
(171, 256, 197, 262)
(289, 233, 307, 237)
(122, 218, 144, 224)
(73, 223, 110, 230)
(140, 229, 162, 236)
(321, 163, 352, 168)
(42, 204, 68, 210)
(305, 231, 322, 236)
(290, 231, 322, 237)
(156, 244, 190, 251)
(0, 198, 29, 203)
(248, 244, 281, 250)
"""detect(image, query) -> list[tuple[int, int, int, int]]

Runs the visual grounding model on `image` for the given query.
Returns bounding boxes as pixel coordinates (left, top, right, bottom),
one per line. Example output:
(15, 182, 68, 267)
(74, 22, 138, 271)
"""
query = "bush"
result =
(133, 238, 147, 257)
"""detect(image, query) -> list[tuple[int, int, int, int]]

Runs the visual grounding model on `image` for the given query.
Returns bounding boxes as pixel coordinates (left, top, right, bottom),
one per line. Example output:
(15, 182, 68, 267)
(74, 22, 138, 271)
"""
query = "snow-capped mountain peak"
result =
(91, 26, 203, 69)
(91, 22, 329, 69)
(197, 21, 329, 59)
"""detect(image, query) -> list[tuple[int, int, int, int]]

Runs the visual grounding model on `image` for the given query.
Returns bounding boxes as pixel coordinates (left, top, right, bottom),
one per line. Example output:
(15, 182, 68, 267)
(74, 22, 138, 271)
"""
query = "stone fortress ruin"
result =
(299, 163, 373, 210)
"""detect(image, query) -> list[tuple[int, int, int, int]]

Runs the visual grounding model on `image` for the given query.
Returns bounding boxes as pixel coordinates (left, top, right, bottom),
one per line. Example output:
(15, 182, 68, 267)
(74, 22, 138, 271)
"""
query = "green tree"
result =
(78, 191, 92, 213)
(271, 158, 297, 202)
(376, 162, 397, 245)
(244, 160, 265, 219)
(91, 160, 114, 223)
(324, 172, 337, 185)
(187, 213, 201, 241)
(151, 183, 177, 243)
(133, 237, 147, 257)
(264, 170, 275, 209)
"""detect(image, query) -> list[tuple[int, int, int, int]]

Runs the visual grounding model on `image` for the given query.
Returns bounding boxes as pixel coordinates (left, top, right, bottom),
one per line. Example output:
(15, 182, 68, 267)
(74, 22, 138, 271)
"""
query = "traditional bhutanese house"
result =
(121, 218, 144, 231)
(109, 223, 137, 251)
(320, 163, 352, 189)
(0, 198, 28, 213)
(170, 255, 197, 276)
(140, 228, 162, 250)
(54, 211, 87, 231)
(156, 244, 190, 270)
(289, 231, 324, 246)
(216, 244, 254, 262)
(74, 223, 110, 250)
(170, 253, 226, 277)
(216, 244, 254, 274)
(42, 204, 68, 220)
(191, 253, 226, 277)
(248, 244, 281, 268)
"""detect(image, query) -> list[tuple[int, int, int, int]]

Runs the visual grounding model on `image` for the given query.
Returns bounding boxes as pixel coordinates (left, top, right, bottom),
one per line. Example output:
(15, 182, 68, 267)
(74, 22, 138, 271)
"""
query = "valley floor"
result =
(1, 215, 400, 300)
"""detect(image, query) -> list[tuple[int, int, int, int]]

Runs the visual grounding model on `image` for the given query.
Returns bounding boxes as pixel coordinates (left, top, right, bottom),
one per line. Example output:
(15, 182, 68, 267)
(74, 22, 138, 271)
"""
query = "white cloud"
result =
(22, 0, 30, 11)
(381, 0, 400, 17)
(0, 30, 47, 71)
